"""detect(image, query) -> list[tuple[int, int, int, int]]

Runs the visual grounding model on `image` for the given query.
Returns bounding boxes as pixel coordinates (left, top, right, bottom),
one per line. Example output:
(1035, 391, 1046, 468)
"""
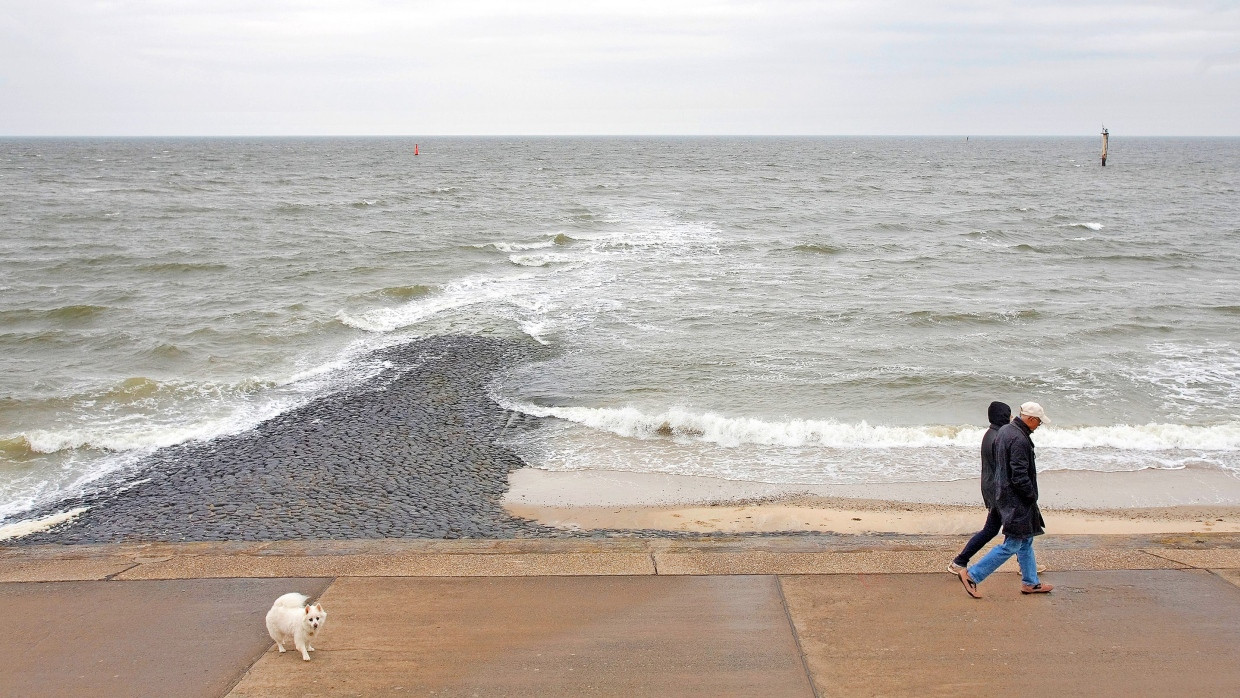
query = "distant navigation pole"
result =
(1100, 127, 1109, 166)
(414, 143, 420, 156)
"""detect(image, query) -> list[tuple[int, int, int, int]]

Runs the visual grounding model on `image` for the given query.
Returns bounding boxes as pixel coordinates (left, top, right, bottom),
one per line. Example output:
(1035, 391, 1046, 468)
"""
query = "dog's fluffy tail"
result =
(272, 592, 311, 609)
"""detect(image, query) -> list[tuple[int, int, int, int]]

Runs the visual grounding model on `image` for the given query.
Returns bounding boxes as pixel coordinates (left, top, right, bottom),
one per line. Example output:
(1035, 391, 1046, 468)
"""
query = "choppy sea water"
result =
(2, 136, 1239, 521)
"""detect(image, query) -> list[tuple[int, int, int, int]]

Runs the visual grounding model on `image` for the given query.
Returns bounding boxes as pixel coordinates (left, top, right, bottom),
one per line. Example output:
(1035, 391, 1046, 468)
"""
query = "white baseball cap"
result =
(1019, 402, 1050, 424)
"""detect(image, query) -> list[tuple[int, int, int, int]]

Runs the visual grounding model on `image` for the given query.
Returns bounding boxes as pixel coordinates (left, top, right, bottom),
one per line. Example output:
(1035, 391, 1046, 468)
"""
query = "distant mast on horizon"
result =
(1100, 127, 1109, 166)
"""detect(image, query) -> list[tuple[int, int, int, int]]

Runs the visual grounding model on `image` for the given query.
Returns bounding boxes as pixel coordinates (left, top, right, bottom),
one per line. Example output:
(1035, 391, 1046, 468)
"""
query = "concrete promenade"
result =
(3, 533, 1240, 697)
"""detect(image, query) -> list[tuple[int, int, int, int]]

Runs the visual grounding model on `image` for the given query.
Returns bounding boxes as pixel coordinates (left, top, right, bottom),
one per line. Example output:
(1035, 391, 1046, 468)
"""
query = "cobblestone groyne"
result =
(15, 336, 563, 544)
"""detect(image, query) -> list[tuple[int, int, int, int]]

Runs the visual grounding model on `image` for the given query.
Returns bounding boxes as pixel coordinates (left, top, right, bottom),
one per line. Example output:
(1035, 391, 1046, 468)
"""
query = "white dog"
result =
(265, 592, 328, 661)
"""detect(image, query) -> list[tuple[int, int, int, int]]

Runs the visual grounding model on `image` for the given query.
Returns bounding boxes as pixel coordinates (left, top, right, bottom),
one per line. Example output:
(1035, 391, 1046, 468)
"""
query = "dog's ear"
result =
(315, 604, 323, 611)
(304, 606, 310, 614)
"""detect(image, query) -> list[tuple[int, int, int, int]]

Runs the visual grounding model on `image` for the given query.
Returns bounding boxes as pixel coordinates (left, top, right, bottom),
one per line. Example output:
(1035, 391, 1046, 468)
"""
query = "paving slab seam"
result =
(5, 533, 1240, 562)
(220, 575, 341, 697)
(101, 561, 141, 581)
(0, 549, 1214, 582)
(775, 575, 822, 698)
(1141, 549, 1214, 569)
(1205, 569, 1240, 590)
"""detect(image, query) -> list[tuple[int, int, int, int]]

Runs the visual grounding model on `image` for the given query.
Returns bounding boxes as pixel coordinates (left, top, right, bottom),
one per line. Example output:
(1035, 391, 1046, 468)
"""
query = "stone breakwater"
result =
(15, 336, 566, 544)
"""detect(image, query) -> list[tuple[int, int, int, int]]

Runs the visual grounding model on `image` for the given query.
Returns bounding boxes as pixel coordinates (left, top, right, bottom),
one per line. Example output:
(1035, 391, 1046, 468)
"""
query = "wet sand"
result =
(504, 466, 1240, 535)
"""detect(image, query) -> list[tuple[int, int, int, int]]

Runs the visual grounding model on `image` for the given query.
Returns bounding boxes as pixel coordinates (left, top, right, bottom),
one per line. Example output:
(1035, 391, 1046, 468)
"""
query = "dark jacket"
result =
(994, 416, 1045, 537)
(979, 401, 1011, 510)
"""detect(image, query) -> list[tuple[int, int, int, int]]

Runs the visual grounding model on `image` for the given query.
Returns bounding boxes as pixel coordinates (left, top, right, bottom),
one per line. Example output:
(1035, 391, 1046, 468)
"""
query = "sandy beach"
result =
(504, 466, 1240, 535)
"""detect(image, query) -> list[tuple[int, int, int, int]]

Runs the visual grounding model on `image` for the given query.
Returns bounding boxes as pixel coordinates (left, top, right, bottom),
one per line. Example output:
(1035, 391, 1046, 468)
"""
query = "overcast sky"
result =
(2, 1, 1237, 136)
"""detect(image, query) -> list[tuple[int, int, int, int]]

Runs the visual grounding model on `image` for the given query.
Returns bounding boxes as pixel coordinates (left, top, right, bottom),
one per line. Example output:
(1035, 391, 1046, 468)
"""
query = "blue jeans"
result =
(953, 507, 1002, 567)
(967, 535, 1039, 586)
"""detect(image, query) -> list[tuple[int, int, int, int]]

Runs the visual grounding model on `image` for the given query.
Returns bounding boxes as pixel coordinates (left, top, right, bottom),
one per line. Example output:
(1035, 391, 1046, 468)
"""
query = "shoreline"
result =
(7, 334, 1239, 544)
(504, 467, 1240, 535)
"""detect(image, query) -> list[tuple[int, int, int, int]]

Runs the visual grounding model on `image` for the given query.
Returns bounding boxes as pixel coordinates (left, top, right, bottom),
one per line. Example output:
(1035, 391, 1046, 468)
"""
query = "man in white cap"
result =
(957, 401, 1053, 598)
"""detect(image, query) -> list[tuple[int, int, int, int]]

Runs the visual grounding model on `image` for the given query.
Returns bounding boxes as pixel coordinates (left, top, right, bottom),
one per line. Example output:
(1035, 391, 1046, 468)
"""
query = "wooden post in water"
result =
(1100, 127, 1109, 166)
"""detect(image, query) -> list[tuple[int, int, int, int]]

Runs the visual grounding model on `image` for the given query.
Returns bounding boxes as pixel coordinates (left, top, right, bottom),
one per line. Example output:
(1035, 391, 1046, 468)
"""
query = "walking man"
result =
(948, 401, 1010, 575)
(958, 402, 1053, 598)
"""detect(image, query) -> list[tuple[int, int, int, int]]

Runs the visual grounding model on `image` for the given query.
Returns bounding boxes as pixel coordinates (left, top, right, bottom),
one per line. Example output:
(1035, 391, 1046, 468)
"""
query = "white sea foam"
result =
(509, 252, 569, 267)
(1067, 222, 1104, 231)
(502, 401, 1240, 452)
(1133, 342, 1240, 415)
(501, 418, 1239, 487)
(472, 239, 558, 253)
(519, 319, 553, 345)
(18, 405, 287, 455)
(0, 507, 89, 541)
(340, 210, 719, 336)
(336, 272, 548, 332)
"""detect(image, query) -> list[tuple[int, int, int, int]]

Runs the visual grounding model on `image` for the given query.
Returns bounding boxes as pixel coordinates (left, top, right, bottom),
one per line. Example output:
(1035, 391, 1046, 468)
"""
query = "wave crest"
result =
(790, 243, 841, 255)
(504, 402, 985, 448)
(503, 402, 1240, 452)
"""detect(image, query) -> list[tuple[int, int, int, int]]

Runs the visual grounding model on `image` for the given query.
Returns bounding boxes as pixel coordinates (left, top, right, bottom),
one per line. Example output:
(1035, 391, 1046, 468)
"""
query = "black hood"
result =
(988, 401, 1012, 427)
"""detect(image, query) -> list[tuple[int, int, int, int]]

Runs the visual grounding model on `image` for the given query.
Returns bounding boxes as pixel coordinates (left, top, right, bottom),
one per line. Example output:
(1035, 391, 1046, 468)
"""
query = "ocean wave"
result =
(960, 230, 1013, 248)
(0, 305, 109, 323)
(471, 233, 574, 253)
(1132, 342, 1240, 413)
(1036, 423, 1240, 450)
(135, 262, 229, 273)
(1088, 252, 1189, 263)
(6, 376, 279, 417)
(478, 240, 556, 253)
(340, 212, 718, 335)
(789, 243, 842, 255)
(503, 402, 985, 448)
(14, 421, 236, 455)
(8, 396, 296, 457)
(905, 308, 1040, 326)
(143, 343, 189, 360)
(2, 374, 352, 459)
(273, 202, 314, 213)
(336, 272, 546, 332)
(1067, 222, 1104, 231)
(867, 221, 910, 231)
(520, 319, 553, 345)
(509, 253, 571, 267)
(359, 284, 434, 300)
(584, 214, 721, 251)
(50, 304, 109, 320)
(502, 402, 1240, 452)
(0, 435, 35, 459)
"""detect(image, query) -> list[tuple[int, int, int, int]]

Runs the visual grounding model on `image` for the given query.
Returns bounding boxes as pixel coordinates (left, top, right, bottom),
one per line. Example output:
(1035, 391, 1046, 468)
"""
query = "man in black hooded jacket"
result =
(948, 401, 1010, 575)
(957, 401, 1054, 598)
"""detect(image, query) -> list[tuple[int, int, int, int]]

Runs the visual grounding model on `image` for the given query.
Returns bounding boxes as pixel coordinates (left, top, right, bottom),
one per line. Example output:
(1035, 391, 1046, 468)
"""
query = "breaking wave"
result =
(502, 401, 1240, 452)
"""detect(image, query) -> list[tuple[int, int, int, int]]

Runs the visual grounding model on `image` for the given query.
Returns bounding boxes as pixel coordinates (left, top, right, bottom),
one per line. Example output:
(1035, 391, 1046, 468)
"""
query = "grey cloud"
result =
(1, 0, 1237, 135)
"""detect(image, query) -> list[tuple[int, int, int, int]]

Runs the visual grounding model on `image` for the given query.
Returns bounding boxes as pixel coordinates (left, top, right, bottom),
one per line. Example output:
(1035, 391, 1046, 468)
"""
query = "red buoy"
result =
(414, 143, 419, 156)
